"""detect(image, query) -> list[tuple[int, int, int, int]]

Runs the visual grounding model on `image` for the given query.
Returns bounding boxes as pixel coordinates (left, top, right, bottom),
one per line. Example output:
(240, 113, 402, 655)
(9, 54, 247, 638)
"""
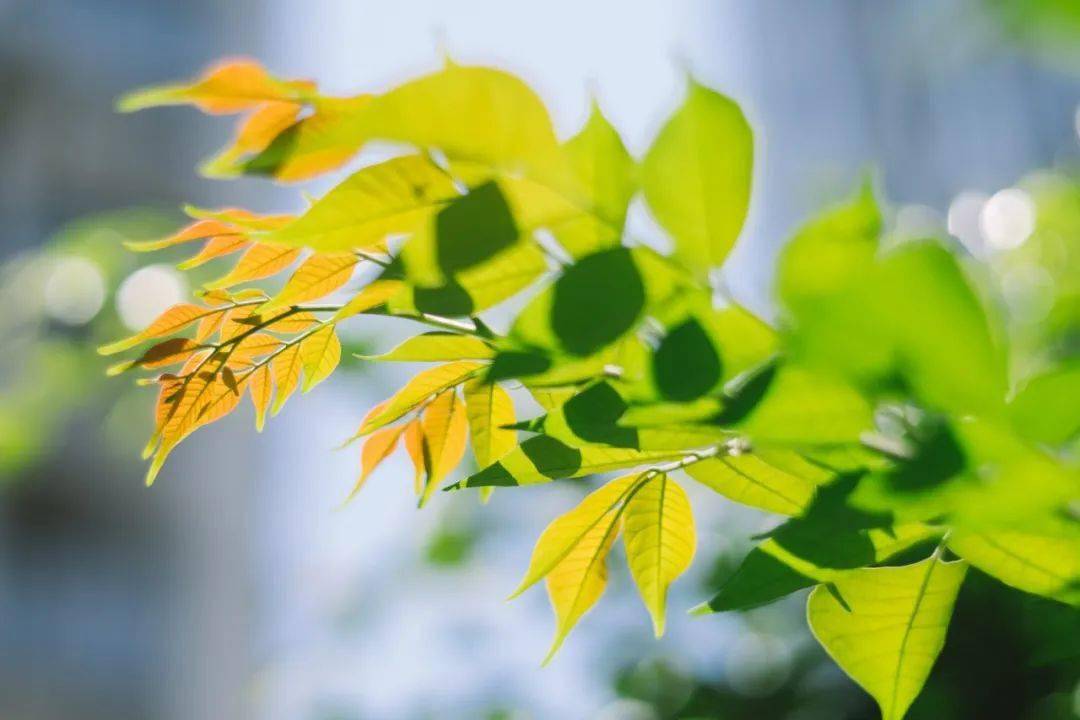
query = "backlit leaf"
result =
(177, 235, 251, 270)
(642, 80, 752, 275)
(332, 280, 406, 322)
(358, 361, 485, 435)
(125, 219, 240, 252)
(299, 324, 341, 392)
(248, 363, 273, 432)
(205, 243, 302, 290)
(365, 333, 495, 362)
(463, 378, 516, 502)
(419, 390, 468, 506)
(685, 450, 830, 516)
(98, 304, 210, 355)
(346, 424, 406, 503)
(807, 555, 967, 720)
(949, 528, 1080, 606)
(261, 252, 358, 311)
(623, 473, 695, 636)
(403, 419, 425, 496)
(270, 343, 303, 415)
(200, 100, 302, 177)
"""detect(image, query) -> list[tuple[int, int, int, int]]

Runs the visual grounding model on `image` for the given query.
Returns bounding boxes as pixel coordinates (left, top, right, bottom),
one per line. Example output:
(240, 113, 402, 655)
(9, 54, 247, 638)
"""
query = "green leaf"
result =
(462, 377, 517, 502)
(510, 246, 688, 358)
(1009, 361, 1080, 445)
(452, 435, 687, 488)
(554, 101, 637, 257)
(261, 155, 462, 251)
(684, 449, 831, 516)
(807, 555, 967, 720)
(623, 473, 696, 636)
(642, 80, 752, 276)
(948, 527, 1080, 606)
(363, 333, 495, 362)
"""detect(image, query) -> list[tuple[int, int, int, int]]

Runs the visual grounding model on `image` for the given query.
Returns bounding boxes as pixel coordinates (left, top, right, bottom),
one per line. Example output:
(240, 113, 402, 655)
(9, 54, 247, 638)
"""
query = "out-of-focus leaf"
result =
(623, 473, 695, 636)
(642, 80, 752, 276)
(554, 101, 636, 257)
(807, 556, 967, 720)
(1008, 361, 1080, 445)
(949, 527, 1080, 606)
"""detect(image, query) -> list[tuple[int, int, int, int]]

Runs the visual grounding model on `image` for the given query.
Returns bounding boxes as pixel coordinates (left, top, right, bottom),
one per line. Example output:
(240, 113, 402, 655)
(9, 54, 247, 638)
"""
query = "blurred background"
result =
(1, 0, 1079, 718)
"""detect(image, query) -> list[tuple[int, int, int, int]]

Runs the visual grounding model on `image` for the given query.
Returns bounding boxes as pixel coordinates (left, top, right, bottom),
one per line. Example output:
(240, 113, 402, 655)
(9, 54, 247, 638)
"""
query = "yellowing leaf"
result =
(107, 337, 201, 375)
(205, 243, 302, 290)
(99, 303, 211, 355)
(345, 425, 406, 503)
(118, 58, 314, 114)
(125, 219, 240, 252)
(642, 80, 752, 276)
(177, 235, 251, 270)
(299, 324, 341, 392)
(261, 252, 358, 311)
(263, 155, 464, 252)
(333, 280, 406, 322)
(366, 333, 495, 362)
(949, 529, 1080, 606)
(403, 418, 426, 496)
(512, 474, 638, 599)
(228, 95, 373, 182)
(249, 364, 273, 432)
(462, 378, 516, 503)
(201, 100, 302, 176)
(270, 343, 303, 415)
(685, 450, 831, 516)
(543, 492, 625, 663)
(184, 205, 295, 232)
(807, 555, 968, 720)
(358, 361, 485, 436)
(622, 473, 695, 636)
(418, 390, 468, 506)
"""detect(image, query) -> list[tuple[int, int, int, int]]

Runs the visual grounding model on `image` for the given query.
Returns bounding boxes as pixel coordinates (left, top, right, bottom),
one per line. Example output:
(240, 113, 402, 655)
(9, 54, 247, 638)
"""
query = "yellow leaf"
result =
(345, 425, 406, 503)
(403, 418, 426, 496)
(184, 205, 295, 231)
(107, 337, 201, 375)
(542, 483, 628, 663)
(333, 280, 406, 322)
(205, 243, 302, 290)
(270, 343, 303, 415)
(261, 252, 358, 311)
(267, 311, 320, 334)
(249, 364, 273, 432)
(118, 58, 315, 114)
(462, 378, 516, 503)
(229, 332, 284, 367)
(684, 450, 831, 516)
(622, 473, 696, 637)
(358, 361, 485, 436)
(418, 390, 468, 507)
(177, 235, 251, 270)
(807, 555, 968, 720)
(366, 333, 495, 362)
(512, 474, 638, 601)
(299, 324, 340, 392)
(263, 155, 464, 252)
(98, 303, 211, 355)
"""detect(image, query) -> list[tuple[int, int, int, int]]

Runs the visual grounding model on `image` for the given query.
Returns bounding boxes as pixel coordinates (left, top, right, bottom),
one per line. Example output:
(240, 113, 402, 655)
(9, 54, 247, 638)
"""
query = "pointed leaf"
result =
(248, 363, 273, 432)
(807, 555, 967, 720)
(366, 333, 495, 362)
(358, 361, 485, 435)
(642, 80, 752, 275)
(98, 303, 210, 355)
(419, 390, 468, 506)
(205, 243, 302, 290)
(299, 324, 341, 392)
(685, 450, 831, 516)
(345, 425, 406, 503)
(270, 343, 303, 415)
(262, 252, 358, 311)
(623, 473, 696, 636)
(332, 280, 406, 322)
(949, 529, 1080, 606)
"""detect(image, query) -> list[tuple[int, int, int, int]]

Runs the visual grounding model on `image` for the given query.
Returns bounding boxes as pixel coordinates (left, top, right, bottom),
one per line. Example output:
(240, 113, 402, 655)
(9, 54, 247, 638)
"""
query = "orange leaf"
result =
(205, 243, 302, 290)
(402, 419, 425, 495)
(108, 337, 202, 375)
(118, 58, 315, 115)
(202, 101, 304, 177)
(345, 425, 406, 503)
(99, 303, 212, 355)
(178, 235, 252, 270)
(249, 364, 273, 432)
(125, 219, 241, 252)
(185, 205, 295, 231)
(261, 253, 358, 311)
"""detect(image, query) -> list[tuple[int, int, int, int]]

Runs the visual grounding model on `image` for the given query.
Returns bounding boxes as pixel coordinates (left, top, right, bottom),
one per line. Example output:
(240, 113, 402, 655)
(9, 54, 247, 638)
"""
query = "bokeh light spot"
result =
(116, 264, 188, 331)
(43, 255, 106, 326)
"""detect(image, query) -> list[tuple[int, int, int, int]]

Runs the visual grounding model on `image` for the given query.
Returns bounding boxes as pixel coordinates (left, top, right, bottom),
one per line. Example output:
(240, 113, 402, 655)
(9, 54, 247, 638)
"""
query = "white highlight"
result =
(116, 264, 188, 332)
(980, 188, 1036, 252)
(43, 255, 106, 326)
